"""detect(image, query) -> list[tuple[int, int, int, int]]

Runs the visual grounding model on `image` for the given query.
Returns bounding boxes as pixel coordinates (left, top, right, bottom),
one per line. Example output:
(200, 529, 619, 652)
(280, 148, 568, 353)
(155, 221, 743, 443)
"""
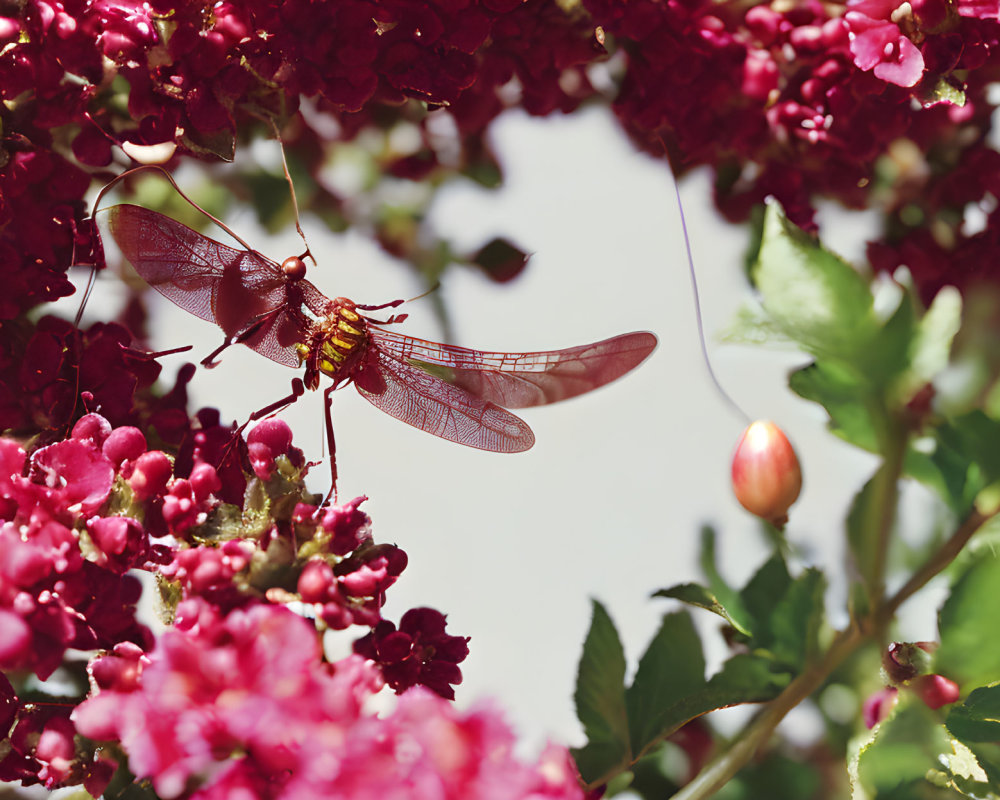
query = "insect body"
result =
(99, 203, 658, 481)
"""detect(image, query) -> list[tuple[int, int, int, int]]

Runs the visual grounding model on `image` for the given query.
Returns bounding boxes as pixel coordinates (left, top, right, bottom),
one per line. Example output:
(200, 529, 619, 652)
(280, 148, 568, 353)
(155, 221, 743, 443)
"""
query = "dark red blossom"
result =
(354, 607, 470, 699)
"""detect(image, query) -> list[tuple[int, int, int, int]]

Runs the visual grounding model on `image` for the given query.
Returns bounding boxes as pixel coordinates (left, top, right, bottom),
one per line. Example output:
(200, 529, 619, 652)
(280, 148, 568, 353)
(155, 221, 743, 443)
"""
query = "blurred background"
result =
(75, 105, 924, 756)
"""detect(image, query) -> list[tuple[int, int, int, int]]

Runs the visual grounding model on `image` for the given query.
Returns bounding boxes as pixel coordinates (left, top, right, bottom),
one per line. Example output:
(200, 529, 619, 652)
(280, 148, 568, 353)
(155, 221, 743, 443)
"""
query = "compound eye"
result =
(282, 256, 307, 281)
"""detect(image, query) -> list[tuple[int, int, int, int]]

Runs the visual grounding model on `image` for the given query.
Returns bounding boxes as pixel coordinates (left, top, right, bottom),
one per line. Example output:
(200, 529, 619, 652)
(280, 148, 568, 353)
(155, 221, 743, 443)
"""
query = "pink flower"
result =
(73, 601, 581, 799)
(846, 0, 926, 86)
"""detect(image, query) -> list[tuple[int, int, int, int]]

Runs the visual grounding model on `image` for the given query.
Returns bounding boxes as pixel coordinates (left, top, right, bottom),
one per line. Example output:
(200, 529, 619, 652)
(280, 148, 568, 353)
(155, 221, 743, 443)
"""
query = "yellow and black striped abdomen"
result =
(297, 298, 369, 388)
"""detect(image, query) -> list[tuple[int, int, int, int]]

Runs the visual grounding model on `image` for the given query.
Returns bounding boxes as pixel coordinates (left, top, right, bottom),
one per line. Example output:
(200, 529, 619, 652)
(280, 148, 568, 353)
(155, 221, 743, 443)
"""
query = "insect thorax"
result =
(297, 299, 368, 388)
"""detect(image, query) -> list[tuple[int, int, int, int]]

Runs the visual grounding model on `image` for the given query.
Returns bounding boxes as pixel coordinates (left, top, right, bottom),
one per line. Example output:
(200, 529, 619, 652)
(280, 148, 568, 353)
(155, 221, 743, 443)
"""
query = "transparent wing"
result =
(368, 328, 657, 408)
(99, 204, 331, 367)
(353, 348, 535, 452)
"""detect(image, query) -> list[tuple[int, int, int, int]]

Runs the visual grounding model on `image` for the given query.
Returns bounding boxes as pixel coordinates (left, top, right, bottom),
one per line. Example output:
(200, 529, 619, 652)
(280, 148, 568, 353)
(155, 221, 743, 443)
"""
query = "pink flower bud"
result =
(71, 413, 112, 447)
(298, 560, 335, 603)
(128, 451, 172, 502)
(102, 426, 147, 468)
(189, 463, 221, 500)
(247, 441, 275, 480)
(248, 418, 294, 456)
(731, 421, 802, 526)
(863, 687, 898, 728)
(912, 674, 960, 709)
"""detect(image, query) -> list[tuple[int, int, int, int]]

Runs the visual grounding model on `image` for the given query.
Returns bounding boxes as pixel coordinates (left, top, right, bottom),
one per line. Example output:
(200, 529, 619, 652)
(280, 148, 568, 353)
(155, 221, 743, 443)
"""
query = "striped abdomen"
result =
(298, 298, 369, 390)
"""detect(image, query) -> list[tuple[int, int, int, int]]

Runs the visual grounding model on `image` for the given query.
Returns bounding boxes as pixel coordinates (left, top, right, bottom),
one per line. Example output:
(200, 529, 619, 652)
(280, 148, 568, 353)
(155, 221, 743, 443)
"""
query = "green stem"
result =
(670, 625, 863, 800)
(669, 504, 996, 800)
(867, 416, 908, 611)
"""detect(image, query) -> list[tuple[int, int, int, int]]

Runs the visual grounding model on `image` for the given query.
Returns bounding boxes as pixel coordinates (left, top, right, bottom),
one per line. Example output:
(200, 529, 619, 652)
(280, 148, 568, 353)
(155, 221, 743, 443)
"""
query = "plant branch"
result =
(882, 506, 994, 621)
(670, 624, 864, 800)
(670, 504, 994, 800)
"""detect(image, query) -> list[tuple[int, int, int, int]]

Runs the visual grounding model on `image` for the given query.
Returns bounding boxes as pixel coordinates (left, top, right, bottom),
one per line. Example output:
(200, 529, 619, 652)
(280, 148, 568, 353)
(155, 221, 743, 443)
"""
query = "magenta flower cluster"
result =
(0, 409, 512, 795)
(71, 603, 582, 800)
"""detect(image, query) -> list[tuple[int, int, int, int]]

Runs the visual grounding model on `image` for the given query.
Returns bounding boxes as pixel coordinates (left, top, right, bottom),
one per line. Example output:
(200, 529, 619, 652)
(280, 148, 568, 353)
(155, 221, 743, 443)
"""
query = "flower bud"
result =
(912, 674, 960, 710)
(863, 687, 899, 728)
(731, 421, 802, 526)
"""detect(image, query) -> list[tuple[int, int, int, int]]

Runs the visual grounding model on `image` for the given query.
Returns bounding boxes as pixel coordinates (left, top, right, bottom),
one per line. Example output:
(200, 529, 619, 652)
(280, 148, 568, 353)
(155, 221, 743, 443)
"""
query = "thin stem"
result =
(671, 625, 863, 800)
(669, 504, 995, 800)
(671, 178, 750, 426)
(883, 507, 993, 620)
(868, 415, 909, 615)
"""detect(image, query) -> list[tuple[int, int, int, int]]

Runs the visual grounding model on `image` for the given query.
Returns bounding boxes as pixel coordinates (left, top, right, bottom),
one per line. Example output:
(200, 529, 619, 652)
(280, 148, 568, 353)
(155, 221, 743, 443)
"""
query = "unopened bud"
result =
(911, 674, 960, 710)
(731, 421, 802, 527)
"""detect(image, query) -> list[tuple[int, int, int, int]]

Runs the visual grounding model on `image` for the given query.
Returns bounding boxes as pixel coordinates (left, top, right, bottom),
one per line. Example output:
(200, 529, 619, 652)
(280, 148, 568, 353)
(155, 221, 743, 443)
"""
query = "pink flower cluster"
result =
(0, 405, 483, 792)
(72, 601, 583, 800)
(0, 424, 153, 681)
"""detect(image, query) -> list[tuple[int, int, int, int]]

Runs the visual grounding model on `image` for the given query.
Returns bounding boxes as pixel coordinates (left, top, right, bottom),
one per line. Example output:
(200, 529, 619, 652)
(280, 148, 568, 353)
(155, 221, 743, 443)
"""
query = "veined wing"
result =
(353, 348, 535, 452)
(100, 204, 331, 368)
(368, 328, 658, 408)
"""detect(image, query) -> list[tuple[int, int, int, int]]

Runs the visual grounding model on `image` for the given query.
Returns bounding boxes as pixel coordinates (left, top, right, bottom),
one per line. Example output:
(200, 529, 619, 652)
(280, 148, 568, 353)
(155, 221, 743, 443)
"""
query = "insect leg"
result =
(220, 378, 307, 472)
(321, 383, 339, 506)
(200, 307, 285, 368)
(355, 299, 405, 312)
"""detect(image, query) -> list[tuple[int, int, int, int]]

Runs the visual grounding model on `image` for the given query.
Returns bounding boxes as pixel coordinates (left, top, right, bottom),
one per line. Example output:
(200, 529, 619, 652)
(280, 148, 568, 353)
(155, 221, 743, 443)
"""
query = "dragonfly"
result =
(97, 198, 657, 489)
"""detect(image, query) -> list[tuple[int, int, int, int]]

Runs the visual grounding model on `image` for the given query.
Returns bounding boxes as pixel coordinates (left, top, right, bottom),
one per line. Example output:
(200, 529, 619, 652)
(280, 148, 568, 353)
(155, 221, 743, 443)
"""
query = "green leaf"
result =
(624, 618, 790, 763)
(697, 527, 753, 635)
(769, 567, 826, 670)
(751, 201, 878, 363)
(938, 412, 1000, 493)
(855, 701, 954, 797)
(653, 583, 752, 637)
(732, 553, 827, 671)
(904, 442, 976, 516)
(846, 470, 881, 602)
(947, 683, 1000, 743)
(789, 361, 878, 452)
(626, 612, 707, 754)
(573, 600, 630, 782)
(704, 652, 791, 701)
(720, 752, 823, 800)
(937, 551, 1000, 691)
(907, 288, 962, 389)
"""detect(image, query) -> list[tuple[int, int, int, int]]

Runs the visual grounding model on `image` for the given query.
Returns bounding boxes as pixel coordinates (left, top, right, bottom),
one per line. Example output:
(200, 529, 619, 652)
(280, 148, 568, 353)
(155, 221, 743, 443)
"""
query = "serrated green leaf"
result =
(697, 527, 753, 635)
(573, 600, 630, 783)
(740, 553, 792, 644)
(855, 701, 954, 797)
(790, 361, 879, 452)
(705, 652, 791, 701)
(947, 683, 1000, 743)
(653, 583, 752, 637)
(752, 201, 878, 363)
(769, 567, 826, 670)
(938, 552, 1000, 692)
(626, 612, 706, 753)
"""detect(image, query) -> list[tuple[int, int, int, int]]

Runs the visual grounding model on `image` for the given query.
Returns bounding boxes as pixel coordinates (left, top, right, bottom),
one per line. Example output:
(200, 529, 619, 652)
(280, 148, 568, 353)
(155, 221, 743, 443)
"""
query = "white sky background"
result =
(72, 106, 946, 757)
